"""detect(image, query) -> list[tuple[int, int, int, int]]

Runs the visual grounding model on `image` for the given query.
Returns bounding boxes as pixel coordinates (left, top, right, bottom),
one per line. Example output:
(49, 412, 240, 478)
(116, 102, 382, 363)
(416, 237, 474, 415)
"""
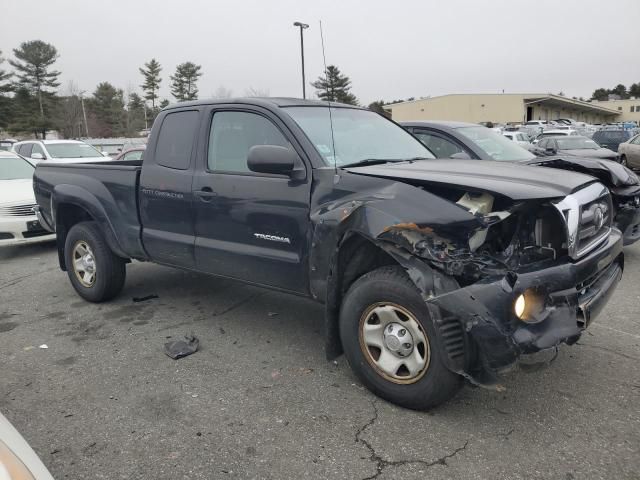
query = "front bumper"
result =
(427, 229, 624, 382)
(0, 214, 56, 247)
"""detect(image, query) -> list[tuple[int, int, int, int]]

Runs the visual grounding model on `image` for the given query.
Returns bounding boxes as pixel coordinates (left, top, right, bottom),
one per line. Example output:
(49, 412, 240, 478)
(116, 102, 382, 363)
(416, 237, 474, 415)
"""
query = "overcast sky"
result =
(3, 0, 639, 105)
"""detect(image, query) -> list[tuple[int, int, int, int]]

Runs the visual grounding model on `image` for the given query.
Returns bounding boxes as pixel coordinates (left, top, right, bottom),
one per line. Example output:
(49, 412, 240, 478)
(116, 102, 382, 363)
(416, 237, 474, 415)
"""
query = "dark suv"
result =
(592, 129, 634, 152)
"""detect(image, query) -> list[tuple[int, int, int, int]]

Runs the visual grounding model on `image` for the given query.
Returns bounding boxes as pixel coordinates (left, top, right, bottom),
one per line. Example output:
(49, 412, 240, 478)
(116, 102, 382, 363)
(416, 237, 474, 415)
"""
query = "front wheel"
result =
(64, 221, 126, 302)
(339, 266, 462, 410)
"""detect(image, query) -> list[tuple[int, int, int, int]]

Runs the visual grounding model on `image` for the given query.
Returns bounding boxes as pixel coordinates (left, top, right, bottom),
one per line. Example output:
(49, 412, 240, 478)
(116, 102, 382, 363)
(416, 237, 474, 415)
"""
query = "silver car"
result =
(619, 133, 640, 169)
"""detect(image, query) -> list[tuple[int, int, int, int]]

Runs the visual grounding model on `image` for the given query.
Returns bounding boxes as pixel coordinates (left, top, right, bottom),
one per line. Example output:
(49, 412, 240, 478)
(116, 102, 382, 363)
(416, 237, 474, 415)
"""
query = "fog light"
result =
(514, 294, 526, 319)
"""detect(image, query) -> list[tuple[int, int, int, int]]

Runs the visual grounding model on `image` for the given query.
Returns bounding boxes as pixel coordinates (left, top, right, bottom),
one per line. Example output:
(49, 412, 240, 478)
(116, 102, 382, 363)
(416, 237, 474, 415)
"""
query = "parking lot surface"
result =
(1, 241, 639, 480)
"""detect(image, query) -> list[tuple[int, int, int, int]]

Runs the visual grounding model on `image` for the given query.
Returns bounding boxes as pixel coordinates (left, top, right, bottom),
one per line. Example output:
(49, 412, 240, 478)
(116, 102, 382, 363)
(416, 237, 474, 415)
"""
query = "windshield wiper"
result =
(340, 157, 430, 168)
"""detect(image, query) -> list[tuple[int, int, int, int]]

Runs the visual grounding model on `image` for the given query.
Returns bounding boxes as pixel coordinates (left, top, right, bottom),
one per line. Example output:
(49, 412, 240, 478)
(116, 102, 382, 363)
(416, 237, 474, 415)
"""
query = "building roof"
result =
(385, 93, 619, 116)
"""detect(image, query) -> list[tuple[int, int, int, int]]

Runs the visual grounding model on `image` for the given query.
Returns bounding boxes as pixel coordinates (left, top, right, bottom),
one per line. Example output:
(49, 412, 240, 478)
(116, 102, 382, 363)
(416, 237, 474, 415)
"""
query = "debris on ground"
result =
(267, 312, 279, 317)
(39, 344, 48, 349)
(132, 294, 159, 303)
(164, 334, 199, 360)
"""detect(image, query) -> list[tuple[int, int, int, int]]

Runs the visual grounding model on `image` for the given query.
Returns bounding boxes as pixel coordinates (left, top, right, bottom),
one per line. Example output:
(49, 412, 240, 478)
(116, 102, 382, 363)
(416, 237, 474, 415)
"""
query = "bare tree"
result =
(55, 81, 84, 138)
(212, 86, 233, 99)
(244, 87, 270, 97)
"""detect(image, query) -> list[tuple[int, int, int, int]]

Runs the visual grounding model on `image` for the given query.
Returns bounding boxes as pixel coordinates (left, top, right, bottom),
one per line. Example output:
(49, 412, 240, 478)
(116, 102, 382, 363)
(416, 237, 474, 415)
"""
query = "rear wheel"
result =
(64, 221, 126, 302)
(339, 266, 462, 410)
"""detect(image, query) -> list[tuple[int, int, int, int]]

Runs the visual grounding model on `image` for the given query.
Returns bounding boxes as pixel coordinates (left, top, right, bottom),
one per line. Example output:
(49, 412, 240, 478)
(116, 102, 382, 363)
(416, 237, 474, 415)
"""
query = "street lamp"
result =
(293, 21, 309, 99)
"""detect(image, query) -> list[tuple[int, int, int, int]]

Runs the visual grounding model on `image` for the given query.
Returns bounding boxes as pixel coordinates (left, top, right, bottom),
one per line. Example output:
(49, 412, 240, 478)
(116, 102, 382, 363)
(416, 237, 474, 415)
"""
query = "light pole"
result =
(293, 21, 309, 99)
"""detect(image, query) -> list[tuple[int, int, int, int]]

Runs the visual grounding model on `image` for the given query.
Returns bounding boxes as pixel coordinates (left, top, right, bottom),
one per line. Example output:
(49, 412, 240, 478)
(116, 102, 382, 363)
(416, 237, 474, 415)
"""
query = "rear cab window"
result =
(154, 110, 199, 170)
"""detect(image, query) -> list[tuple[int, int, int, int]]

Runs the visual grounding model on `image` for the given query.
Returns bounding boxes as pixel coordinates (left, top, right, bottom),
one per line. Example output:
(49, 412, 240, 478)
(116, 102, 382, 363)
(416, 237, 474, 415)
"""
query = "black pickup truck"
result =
(34, 98, 623, 410)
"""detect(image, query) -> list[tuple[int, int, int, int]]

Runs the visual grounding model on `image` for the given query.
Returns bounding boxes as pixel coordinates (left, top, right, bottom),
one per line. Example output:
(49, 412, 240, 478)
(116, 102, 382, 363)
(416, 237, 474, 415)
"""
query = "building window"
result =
(636, 105, 640, 112)
(631, 106, 635, 112)
(618, 107, 622, 111)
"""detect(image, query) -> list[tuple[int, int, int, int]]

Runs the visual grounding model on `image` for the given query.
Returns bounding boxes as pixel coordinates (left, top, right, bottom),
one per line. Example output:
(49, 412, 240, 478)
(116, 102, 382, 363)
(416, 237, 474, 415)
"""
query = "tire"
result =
(64, 221, 126, 302)
(339, 266, 462, 410)
(620, 155, 627, 167)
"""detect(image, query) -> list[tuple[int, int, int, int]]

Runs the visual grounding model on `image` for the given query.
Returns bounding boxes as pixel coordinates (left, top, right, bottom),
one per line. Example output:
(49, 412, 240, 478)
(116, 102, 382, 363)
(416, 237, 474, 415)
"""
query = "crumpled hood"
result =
(525, 155, 639, 188)
(345, 159, 596, 201)
(0, 178, 36, 205)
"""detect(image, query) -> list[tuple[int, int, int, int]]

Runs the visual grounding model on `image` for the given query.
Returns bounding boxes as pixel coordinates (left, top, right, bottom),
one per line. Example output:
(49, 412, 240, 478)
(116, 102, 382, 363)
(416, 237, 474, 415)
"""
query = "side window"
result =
(19, 143, 33, 157)
(123, 150, 144, 161)
(155, 110, 199, 170)
(208, 111, 290, 173)
(632, 135, 640, 145)
(412, 130, 464, 158)
(31, 143, 46, 158)
(538, 138, 547, 148)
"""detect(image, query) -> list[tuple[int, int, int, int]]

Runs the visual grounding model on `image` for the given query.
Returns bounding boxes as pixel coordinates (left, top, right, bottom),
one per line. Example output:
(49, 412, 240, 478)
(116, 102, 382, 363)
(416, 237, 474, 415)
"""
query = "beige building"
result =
(591, 98, 640, 123)
(384, 93, 620, 125)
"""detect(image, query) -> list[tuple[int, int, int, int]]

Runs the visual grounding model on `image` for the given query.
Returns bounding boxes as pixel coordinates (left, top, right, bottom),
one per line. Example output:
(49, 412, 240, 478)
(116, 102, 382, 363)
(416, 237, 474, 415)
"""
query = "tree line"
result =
(591, 83, 640, 101)
(0, 40, 203, 139)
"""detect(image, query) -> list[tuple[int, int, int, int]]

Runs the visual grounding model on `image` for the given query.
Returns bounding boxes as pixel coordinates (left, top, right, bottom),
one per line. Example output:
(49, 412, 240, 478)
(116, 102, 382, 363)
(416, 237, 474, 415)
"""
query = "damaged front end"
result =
(373, 182, 624, 387)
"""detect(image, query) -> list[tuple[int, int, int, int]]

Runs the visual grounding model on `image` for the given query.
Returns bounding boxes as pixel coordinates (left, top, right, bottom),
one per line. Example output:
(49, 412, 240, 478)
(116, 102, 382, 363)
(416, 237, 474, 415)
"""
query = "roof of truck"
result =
(163, 97, 364, 110)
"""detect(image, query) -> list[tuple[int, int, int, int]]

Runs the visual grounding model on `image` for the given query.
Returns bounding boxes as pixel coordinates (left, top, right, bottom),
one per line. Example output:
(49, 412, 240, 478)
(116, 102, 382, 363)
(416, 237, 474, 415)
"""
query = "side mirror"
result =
(247, 145, 299, 176)
(102, 152, 111, 157)
(449, 151, 471, 160)
(31, 152, 44, 160)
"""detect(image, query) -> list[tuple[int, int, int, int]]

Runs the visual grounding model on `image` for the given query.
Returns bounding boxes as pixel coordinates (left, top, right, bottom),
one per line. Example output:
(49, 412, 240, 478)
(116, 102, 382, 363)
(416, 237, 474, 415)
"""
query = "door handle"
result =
(195, 187, 217, 202)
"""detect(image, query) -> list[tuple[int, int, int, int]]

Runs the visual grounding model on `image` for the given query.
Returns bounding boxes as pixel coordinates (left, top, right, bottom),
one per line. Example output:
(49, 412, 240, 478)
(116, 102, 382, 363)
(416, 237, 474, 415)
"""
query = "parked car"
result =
(12, 139, 110, 164)
(536, 135, 619, 162)
(592, 129, 634, 152)
(0, 411, 54, 479)
(0, 139, 16, 151)
(402, 121, 640, 245)
(502, 131, 533, 149)
(112, 146, 145, 161)
(0, 151, 56, 246)
(618, 133, 640, 169)
(34, 98, 623, 410)
(532, 129, 579, 143)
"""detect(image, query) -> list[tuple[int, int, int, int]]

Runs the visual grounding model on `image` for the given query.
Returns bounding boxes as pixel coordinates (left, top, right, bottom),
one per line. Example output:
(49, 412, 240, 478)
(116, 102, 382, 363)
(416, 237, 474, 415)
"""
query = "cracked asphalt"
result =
(1, 241, 639, 480)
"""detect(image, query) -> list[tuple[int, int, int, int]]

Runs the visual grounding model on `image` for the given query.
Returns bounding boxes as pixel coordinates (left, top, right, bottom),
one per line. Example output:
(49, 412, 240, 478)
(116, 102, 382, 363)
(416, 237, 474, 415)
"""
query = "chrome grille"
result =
(0, 203, 37, 217)
(553, 183, 611, 260)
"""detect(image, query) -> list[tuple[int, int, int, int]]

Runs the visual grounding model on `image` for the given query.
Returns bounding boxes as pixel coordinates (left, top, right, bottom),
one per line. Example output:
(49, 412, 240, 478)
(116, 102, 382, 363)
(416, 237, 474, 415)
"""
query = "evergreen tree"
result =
(9, 40, 60, 137)
(630, 83, 640, 98)
(170, 62, 202, 101)
(311, 65, 358, 105)
(159, 99, 170, 109)
(139, 58, 162, 108)
(591, 88, 609, 101)
(126, 92, 146, 134)
(368, 100, 388, 116)
(88, 82, 125, 137)
(611, 84, 628, 99)
(0, 50, 14, 129)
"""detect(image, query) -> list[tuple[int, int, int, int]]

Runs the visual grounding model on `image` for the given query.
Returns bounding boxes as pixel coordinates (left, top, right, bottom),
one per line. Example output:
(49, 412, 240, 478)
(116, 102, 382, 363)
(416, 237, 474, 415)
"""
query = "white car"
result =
(532, 129, 579, 144)
(12, 139, 110, 164)
(0, 152, 56, 247)
(0, 410, 54, 479)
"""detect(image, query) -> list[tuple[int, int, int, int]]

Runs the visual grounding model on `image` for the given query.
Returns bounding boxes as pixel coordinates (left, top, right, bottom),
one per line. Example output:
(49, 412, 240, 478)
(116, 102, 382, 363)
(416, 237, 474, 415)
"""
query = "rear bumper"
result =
(427, 229, 624, 382)
(0, 214, 56, 247)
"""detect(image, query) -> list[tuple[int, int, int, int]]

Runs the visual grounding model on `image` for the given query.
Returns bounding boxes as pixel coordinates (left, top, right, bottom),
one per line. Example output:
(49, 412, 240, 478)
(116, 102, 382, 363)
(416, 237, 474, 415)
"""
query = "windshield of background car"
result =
(556, 137, 599, 149)
(456, 126, 535, 161)
(0, 156, 34, 179)
(594, 131, 627, 142)
(46, 143, 104, 158)
(284, 107, 435, 166)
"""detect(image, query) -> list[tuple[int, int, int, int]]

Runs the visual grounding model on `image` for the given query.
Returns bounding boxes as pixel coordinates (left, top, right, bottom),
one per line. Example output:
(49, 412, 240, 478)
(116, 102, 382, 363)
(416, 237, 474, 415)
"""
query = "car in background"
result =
(402, 120, 640, 245)
(532, 129, 579, 143)
(0, 139, 17, 151)
(502, 131, 533, 149)
(536, 135, 619, 162)
(0, 410, 54, 479)
(112, 146, 145, 161)
(618, 133, 640, 169)
(12, 139, 109, 164)
(592, 129, 634, 152)
(0, 151, 56, 246)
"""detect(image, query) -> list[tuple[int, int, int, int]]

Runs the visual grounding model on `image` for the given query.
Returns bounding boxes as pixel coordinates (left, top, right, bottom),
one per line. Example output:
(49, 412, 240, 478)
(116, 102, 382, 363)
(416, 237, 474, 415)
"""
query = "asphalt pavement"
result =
(1, 241, 638, 480)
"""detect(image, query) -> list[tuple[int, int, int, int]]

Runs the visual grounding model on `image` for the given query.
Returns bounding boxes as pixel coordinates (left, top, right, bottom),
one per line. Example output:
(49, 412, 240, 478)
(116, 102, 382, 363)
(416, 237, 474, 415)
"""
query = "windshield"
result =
(457, 126, 535, 161)
(556, 137, 599, 150)
(46, 143, 104, 159)
(0, 156, 35, 180)
(284, 107, 434, 166)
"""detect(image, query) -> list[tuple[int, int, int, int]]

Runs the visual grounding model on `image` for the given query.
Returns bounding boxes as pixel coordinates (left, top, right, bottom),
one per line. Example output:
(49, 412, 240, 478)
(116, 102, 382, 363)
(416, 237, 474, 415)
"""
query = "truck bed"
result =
(33, 160, 146, 260)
